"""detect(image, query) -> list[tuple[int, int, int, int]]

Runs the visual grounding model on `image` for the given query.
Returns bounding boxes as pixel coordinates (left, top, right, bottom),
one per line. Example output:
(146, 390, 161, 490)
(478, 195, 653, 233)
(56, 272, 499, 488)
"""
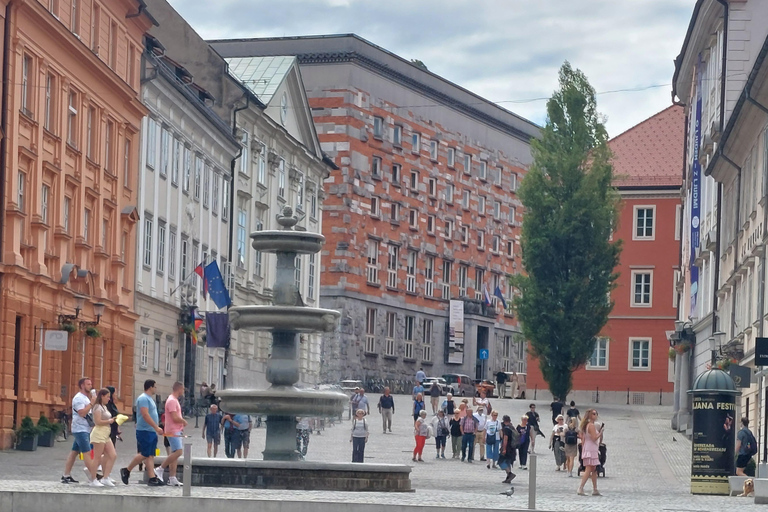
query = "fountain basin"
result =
(251, 230, 325, 254)
(217, 387, 347, 417)
(229, 305, 341, 332)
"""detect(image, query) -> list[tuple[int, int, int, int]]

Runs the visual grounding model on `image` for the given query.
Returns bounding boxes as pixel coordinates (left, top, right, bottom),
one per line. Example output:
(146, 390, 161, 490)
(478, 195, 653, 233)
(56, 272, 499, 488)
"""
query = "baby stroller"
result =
(577, 443, 607, 477)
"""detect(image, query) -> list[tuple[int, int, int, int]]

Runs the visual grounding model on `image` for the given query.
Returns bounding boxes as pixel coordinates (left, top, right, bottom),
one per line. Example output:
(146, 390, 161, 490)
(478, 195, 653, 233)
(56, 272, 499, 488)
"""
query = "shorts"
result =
(168, 432, 183, 452)
(206, 434, 221, 445)
(136, 430, 158, 458)
(90, 425, 111, 444)
(238, 429, 250, 449)
(71, 432, 91, 454)
(737, 454, 752, 469)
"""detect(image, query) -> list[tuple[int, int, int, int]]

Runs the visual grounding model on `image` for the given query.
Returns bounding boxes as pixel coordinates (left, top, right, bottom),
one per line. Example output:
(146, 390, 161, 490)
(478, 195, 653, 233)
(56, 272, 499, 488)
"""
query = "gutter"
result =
(0, 0, 11, 423)
(672, 0, 706, 102)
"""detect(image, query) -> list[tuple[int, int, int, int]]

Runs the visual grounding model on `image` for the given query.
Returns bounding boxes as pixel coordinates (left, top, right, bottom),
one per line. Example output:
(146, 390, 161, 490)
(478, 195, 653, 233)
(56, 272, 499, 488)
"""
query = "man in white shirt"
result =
(473, 406, 488, 462)
(61, 377, 100, 486)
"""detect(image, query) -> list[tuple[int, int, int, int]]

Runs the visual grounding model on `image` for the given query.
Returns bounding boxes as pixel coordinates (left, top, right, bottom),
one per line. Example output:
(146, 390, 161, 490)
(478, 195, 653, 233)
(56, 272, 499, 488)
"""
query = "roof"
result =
(608, 105, 684, 188)
(226, 56, 295, 104)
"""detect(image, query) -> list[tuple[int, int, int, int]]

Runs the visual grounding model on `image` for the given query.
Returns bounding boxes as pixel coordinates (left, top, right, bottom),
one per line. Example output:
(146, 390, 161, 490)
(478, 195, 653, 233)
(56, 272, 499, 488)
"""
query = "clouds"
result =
(168, 0, 693, 135)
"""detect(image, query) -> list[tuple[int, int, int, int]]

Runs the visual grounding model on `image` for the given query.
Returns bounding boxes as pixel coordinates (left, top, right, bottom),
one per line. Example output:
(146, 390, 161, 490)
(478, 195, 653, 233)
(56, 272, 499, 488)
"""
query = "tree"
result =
(512, 62, 622, 400)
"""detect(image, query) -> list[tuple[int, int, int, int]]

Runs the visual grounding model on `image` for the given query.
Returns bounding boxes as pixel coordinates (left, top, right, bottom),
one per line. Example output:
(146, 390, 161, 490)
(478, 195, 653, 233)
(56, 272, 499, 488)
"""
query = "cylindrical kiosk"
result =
(688, 369, 740, 495)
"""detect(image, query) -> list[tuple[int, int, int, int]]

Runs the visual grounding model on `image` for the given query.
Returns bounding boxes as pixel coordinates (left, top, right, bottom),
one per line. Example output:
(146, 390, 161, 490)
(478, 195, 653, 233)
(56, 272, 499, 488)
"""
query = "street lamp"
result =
(58, 294, 86, 325)
(711, 331, 726, 367)
(80, 301, 106, 330)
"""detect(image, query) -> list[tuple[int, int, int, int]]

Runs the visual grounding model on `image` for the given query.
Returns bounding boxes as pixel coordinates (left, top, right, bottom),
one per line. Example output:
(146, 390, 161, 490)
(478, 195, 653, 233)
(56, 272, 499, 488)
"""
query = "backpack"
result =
(565, 428, 578, 445)
(744, 429, 758, 457)
(507, 426, 521, 451)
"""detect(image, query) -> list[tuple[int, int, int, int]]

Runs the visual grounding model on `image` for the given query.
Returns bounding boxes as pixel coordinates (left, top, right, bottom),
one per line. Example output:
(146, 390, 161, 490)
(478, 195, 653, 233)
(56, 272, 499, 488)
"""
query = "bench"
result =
(755, 478, 768, 504)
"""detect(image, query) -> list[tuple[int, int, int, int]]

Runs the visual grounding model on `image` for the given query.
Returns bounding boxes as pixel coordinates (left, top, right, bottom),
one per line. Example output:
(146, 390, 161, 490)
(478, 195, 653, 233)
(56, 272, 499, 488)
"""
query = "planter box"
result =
(38, 431, 55, 447)
(15, 435, 38, 451)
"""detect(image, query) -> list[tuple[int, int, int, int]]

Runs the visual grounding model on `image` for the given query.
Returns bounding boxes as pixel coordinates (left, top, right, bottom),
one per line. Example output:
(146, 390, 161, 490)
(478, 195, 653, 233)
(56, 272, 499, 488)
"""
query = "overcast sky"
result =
(168, 0, 693, 137)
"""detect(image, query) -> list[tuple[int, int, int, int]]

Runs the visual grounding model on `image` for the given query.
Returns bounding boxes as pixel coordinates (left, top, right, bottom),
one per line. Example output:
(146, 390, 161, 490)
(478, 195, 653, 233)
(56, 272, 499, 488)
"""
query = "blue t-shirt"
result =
(413, 385, 424, 397)
(135, 393, 159, 432)
(233, 414, 251, 431)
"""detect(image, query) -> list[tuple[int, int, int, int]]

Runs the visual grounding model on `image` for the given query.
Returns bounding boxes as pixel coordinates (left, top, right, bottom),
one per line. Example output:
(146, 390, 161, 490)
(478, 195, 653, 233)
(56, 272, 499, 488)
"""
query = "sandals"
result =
(577, 489, 586, 496)
(592, 490, 602, 496)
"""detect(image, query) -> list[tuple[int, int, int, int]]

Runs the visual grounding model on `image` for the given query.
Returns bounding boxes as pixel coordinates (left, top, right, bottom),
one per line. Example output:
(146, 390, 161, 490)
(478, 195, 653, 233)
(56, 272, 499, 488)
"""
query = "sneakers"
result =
(120, 468, 130, 485)
(155, 466, 165, 483)
(168, 476, 182, 487)
(61, 475, 78, 484)
(89, 478, 105, 487)
(101, 477, 115, 487)
(441, 453, 446, 459)
(147, 477, 164, 486)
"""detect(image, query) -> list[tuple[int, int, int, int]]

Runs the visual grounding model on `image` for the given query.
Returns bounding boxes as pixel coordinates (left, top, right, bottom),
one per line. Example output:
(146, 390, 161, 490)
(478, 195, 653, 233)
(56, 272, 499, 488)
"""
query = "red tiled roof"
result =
(608, 105, 684, 188)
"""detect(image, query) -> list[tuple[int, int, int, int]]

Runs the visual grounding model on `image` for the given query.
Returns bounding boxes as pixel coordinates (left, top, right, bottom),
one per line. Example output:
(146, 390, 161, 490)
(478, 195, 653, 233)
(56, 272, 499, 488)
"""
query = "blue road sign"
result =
(479, 349, 489, 360)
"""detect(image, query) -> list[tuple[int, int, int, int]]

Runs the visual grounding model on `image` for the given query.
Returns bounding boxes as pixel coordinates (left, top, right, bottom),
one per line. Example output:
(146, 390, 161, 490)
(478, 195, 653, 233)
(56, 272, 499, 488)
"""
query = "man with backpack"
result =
(736, 417, 758, 476)
(499, 415, 519, 484)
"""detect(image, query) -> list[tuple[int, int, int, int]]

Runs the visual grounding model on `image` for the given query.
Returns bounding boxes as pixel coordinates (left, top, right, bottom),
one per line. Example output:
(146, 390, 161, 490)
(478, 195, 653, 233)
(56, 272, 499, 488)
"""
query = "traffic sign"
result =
(479, 349, 489, 360)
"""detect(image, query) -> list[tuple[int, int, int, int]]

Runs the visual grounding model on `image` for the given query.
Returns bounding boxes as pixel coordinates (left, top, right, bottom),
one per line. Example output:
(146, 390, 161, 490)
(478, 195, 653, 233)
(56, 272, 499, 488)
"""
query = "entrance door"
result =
(476, 326, 489, 380)
(12, 316, 22, 426)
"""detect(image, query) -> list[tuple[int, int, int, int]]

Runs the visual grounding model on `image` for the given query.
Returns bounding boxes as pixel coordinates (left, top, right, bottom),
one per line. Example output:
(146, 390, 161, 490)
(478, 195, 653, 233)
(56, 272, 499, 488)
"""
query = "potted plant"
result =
(85, 326, 101, 338)
(14, 416, 41, 451)
(668, 347, 676, 361)
(60, 322, 77, 334)
(36, 414, 62, 447)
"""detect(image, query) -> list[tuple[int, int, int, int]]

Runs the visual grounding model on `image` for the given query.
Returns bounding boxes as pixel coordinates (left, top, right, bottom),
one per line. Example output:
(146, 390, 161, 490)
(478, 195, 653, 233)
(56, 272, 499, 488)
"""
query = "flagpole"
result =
(170, 258, 208, 297)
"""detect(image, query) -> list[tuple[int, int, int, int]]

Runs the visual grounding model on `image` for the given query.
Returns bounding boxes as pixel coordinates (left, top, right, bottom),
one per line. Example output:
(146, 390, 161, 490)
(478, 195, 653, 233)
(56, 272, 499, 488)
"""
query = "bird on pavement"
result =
(673, 436, 677, 442)
(499, 487, 515, 497)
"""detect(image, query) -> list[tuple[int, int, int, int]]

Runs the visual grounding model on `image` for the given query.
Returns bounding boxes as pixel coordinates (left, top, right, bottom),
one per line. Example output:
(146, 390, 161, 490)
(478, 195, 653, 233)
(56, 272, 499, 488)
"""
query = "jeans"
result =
(451, 435, 461, 457)
(518, 440, 529, 466)
(224, 429, 235, 458)
(461, 433, 475, 461)
(381, 408, 393, 432)
(352, 437, 366, 462)
(486, 439, 500, 461)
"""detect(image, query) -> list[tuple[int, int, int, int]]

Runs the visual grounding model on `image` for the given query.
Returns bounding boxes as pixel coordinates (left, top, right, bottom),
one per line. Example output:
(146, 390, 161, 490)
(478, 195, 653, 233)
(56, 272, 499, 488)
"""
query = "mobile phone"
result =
(600, 422, 605, 431)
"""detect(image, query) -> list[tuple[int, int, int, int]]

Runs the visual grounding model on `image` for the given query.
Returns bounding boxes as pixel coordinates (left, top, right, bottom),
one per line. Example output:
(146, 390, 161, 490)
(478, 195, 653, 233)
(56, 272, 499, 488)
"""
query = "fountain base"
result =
(149, 457, 413, 492)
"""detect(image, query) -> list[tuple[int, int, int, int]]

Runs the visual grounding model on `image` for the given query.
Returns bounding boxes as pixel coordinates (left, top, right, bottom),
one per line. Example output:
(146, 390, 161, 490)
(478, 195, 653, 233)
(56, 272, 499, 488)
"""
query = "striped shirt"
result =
(461, 414, 477, 434)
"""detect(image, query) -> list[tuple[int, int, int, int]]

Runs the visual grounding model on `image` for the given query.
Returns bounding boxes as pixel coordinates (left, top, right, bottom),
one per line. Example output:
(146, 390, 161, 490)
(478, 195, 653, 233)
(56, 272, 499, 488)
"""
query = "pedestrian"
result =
(221, 411, 236, 458)
(499, 415, 518, 483)
(413, 410, 429, 461)
(550, 414, 567, 471)
(564, 417, 579, 477)
(550, 397, 565, 425)
(473, 388, 491, 415)
(433, 410, 449, 459)
(473, 406, 488, 462)
(577, 409, 603, 496)
(350, 409, 369, 462)
(459, 406, 478, 462)
(412, 380, 425, 400)
(296, 417, 311, 458)
(120, 379, 164, 486)
(202, 404, 222, 458)
(449, 410, 462, 458)
(105, 386, 121, 448)
(61, 377, 100, 485)
(441, 393, 455, 415)
(232, 413, 252, 459)
(510, 372, 519, 399)
(199, 382, 210, 401)
(377, 387, 395, 433)
(429, 381, 441, 414)
(458, 400, 469, 418)
(413, 392, 425, 422)
(516, 415, 531, 470)
(90, 388, 118, 487)
(416, 367, 426, 384)
(349, 388, 361, 420)
(736, 417, 758, 476)
(495, 370, 508, 399)
(525, 403, 544, 453)
(156, 382, 188, 486)
(356, 389, 370, 415)
(566, 401, 581, 423)
(485, 410, 502, 468)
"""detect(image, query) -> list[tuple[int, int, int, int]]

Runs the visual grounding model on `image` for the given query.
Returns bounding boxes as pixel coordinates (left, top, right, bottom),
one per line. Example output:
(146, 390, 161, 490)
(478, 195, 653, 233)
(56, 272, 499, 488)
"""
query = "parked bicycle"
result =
(53, 408, 71, 441)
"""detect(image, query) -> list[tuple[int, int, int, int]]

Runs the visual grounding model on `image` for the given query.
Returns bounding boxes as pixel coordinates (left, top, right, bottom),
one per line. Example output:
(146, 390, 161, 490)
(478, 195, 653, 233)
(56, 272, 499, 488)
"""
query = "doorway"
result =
(12, 316, 22, 426)
(475, 326, 489, 380)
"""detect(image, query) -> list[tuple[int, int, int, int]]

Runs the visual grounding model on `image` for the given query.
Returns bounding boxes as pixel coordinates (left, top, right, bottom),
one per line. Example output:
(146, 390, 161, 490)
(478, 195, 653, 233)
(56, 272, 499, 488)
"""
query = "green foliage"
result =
(37, 413, 63, 434)
(512, 62, 622, 400)
(60, 322, 77, 333)
(85, 326, 101, 338)
(14, 416, 41, 440)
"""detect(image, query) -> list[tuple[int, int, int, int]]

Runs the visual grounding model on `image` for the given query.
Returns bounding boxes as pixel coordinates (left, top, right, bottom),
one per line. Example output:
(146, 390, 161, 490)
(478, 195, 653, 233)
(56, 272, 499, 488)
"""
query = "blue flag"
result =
(493, 286, 507, 309)
(204, 261, 232, 309)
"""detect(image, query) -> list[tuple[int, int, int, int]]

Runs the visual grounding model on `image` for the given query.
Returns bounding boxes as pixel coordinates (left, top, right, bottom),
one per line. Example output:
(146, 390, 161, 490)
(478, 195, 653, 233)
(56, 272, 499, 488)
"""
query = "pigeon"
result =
(499, 487, 515, 497)
(673, 436, 677, 442)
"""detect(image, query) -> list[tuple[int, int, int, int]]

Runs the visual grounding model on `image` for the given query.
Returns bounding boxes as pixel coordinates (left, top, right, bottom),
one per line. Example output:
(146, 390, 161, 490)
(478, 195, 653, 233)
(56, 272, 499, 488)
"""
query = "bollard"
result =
(528, 453, 537, 510)
(659, 388, 663, 406)
(626, 387, 630, 405)
(596, 386, 599, 404)
(182, 442, 192, 497)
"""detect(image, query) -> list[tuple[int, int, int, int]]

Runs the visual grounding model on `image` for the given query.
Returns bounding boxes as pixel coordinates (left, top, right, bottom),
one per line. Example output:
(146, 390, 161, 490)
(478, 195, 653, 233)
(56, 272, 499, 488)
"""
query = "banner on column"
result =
(447, 300, 464, 364)
(689, 54, 703, 316)
(690, 393, 736, 495)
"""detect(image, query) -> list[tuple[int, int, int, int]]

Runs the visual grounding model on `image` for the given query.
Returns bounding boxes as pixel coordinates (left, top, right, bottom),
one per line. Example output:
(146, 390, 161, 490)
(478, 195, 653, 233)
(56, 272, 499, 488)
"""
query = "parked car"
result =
(339, 379, 363, 397)
(503, 372, 527, 399)
(474, 379, 496, 398)
(423, 377, 454, 395)
(442, 374, 475, 397)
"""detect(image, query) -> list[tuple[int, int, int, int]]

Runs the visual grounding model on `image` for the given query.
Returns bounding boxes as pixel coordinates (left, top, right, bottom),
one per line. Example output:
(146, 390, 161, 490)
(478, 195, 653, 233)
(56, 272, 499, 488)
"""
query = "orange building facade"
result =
(0, 0, 153, 448)
(526, 106, 683, 406)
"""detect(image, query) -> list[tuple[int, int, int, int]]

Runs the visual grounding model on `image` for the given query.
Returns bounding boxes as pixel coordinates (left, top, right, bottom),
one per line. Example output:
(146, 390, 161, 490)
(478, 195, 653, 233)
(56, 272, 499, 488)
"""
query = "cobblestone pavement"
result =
(0, 395, 763, 511)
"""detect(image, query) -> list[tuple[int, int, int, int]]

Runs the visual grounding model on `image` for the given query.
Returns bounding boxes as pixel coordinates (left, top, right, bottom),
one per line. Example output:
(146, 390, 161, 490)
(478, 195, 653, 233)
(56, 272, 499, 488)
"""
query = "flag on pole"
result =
(494, 286, 507, 309)
(204, 260, 232, 309)
(194, 263, 208, 299)
(482, 284, 492, 307)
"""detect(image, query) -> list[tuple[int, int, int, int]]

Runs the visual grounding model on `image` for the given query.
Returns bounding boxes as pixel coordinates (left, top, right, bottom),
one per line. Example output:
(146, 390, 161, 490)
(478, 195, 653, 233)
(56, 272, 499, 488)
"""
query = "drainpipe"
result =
(1, 1, 12, 425)
(222, 92, 249, 390)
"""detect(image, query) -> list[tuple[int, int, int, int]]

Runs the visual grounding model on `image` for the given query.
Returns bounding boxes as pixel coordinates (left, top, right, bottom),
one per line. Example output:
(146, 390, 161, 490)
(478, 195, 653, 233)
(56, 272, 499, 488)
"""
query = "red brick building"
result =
(210, 35, 540, 385)
(526, 106, 683, 405)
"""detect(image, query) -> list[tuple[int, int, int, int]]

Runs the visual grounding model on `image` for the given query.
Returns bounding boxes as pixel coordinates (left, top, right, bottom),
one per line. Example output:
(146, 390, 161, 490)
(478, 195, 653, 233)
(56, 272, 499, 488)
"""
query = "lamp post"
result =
(58, 294, 86, 325)
(710, 331, 726, 367)
(80, 302, 105, 330)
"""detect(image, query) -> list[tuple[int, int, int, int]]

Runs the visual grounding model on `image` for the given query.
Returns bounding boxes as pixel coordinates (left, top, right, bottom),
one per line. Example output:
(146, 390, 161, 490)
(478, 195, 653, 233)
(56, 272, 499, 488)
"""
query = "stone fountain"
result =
(152, 207, 412, 491)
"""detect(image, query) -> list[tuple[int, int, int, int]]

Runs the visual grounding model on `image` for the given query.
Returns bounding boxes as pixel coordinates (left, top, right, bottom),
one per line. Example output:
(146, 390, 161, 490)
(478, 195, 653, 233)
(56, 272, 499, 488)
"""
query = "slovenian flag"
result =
(483, 284, 492, 306)
(194, 262, 208, 299)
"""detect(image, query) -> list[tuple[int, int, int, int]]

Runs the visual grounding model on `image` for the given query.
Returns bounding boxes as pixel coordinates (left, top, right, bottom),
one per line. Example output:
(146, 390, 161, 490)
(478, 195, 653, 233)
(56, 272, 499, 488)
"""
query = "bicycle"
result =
(53, 408, 71, 441)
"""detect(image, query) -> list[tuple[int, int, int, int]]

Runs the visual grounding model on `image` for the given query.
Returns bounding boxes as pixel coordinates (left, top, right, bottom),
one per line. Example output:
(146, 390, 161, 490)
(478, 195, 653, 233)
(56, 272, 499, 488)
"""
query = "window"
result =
(479, 160, 487, 180)
(411, 132, 420, 153)
(109, 21, 117, 69)
(441, 260, 452, 299)
(510, 173, 517, 191)
(492, 235, 501, 253)
(393, 125, 402, 146)
(477, 231, 484, 249)
(445, 183, 454, 203)
(21, 54, 32, 117)
(143, 215, 153, 267)
(634, 207, 655, 239)
(237, 205, 247, 268)
(506, 240, 514, 258)
(367, 239, 379, 284)
(365, 308, 376, 353)
(427, 214, 435, 234)
(373, 116, 384, 139)
(387, 244, 398, 288)
(494, 166, 502, 186)
(422, 319, 433, 362)
(409, 208, 418, 228)
(203, 164, 211, 208)
(254, 211, 263, 278)
(444, 219, 454, 239)
(222, 178, 230, 221)
(86, 106, 96, 159)
(508, 206, 516, 224)
(67, 91, 78, 147)
(91, 3, 100, 52)
(48, 0, 59, 17)
(294, 255, 302, 290)
(385, 312, 396, 356)
(165, 339, 173, 374)
(169, 228, 177, 279)
(464, 154, 472, 175)
(17, 171, 25, 212)
(462, 189, 470, 209)
(159, 127, 169, 177)
(153, 337, 160, 372)
(140, 336, 148, 369)
(475, 268, 484, 300)
(428, 177, 436, 197)
(632, 271, 652, 306)
(406, 250, 417, 293)
(240, 130, 249, 175)
(212, 173, 220, 214)
(460, 225, 468, 244)
(83, 208, 90, 243)
(458, 265, 468, 296)
(310, 185, 318, 218)
(447, 147, 455, 168)
(182, 146, 190, 192)
(371, 156, 382, 178)
(404, 316, 415, 359)
(588, 337, 609, 369)
(194, 156, 202, 200)
(104, 120, 114, 171)
(71, 0, 80, 35)
(278, 159, 286, 199)
(146, 118, 156, 169)
(63, 196, 71, 233)
(308, 254, 316, 299)
(44, 74, 55, 131)
(478, 196, 486, 215)
(257, 142, 267, 184)
(157, 222, 166, 274)
(123, 138, 132, 187)
(390, 202, 400, 223)
(430, 140, 438, 160)
(629, 339, 650, 370)
(41, 185, 50, 224)
(675, 204, 682, 241)
(180, 236, 189, 279)
(493, 200, 501, 218)
(392, 164, 401, 185)
(410, 170, 419, 190)
(424, 256, 434, 297)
